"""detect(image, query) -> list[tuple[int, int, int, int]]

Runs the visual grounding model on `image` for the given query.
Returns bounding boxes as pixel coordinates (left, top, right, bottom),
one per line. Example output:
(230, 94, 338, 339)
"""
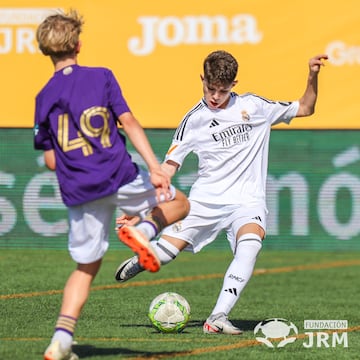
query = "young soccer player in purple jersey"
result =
(115, 50, 328, 334)
(34, 10, 189, 360)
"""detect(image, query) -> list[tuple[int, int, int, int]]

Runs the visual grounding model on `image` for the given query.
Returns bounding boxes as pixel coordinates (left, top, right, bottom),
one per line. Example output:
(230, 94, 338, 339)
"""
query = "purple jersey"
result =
(34, 65, 138, 206)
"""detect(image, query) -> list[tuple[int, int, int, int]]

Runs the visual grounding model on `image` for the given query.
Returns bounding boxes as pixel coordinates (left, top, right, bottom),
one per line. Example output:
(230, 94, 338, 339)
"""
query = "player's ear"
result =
(75, 41, 82, 54)
(200, 74, 204, 81)
(232, 80, 238, 88)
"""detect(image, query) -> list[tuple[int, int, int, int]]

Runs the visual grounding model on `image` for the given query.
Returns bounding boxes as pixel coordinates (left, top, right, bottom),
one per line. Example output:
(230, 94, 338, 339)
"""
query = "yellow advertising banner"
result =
(0, 1, 359, 128)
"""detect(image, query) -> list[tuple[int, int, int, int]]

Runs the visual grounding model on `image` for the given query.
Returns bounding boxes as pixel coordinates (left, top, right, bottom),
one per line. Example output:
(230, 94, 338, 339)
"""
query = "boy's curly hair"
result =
(203, 50, 238, 86)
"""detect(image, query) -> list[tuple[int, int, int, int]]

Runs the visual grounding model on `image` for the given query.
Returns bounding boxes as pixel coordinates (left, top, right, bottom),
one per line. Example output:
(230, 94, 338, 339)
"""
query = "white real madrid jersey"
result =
(165, 92, 299, 207)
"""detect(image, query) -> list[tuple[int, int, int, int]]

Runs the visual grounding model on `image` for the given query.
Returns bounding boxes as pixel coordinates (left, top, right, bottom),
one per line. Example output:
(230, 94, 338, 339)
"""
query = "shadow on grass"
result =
(73, 319, 263, 357)
(74, 344, 191, 358)
(121, 319, 262, 332)
(119, 319, 261, 332)
(187, 319, 261, 332)
(232, 319, 262, 331)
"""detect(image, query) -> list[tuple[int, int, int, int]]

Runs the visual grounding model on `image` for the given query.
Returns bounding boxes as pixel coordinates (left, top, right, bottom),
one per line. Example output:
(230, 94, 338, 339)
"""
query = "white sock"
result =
(51, 330, 73, 350)
(136, 221, 157, 240)
(151, 237, 180, 265)
(210, 234, 262, 316)
(50, 314, 77, 350)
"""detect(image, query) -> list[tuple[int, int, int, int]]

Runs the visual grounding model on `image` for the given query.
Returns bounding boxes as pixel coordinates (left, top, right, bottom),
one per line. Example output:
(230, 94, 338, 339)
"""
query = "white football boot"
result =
(43, 340, 78, 360)
(203, 313, 243, 335)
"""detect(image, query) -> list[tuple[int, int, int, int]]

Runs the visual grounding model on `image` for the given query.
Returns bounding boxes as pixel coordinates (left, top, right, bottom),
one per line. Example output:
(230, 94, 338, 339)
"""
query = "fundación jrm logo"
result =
(303, 319, 348, 348)
(254, 318, 349, 348)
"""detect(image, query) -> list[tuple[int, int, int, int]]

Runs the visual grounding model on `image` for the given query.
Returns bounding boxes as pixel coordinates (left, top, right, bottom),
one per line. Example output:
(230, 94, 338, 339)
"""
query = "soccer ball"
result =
(148, 292, 191, 333)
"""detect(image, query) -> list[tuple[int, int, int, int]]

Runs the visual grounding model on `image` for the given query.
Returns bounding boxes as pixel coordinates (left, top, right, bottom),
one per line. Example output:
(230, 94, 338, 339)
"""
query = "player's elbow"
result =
(46, 162, 56, 171)
(297, 103, 315, 117)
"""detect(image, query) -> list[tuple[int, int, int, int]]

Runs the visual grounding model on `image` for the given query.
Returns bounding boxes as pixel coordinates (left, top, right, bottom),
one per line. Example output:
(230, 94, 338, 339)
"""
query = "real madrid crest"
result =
(241, 110, 250, 122)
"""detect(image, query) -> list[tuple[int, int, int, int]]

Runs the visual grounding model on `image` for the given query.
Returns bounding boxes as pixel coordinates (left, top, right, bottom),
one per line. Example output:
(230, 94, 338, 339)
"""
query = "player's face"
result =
(201, 77, 237, 110)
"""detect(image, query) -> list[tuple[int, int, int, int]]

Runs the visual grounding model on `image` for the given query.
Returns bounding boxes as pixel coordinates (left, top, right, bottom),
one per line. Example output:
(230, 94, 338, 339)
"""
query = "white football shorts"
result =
(68, 168, 176, 264)
(162, 199, 267, 254)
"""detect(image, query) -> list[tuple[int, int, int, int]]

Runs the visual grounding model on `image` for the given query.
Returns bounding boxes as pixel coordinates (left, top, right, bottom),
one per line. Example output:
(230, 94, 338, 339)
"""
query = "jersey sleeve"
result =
(164, 114, 195, 170)
(250, 94, 299, 125)
(33, 95, 54, 151)
(107, 70, 131, 118)
(263, 99, 299, 125)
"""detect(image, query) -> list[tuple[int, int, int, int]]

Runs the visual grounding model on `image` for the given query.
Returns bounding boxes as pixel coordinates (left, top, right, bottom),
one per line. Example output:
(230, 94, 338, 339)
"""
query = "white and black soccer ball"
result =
(148, 292, 191, 333)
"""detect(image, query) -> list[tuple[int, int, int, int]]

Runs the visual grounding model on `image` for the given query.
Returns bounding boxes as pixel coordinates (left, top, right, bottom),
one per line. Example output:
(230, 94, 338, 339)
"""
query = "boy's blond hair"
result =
(36, 9, 83, 59)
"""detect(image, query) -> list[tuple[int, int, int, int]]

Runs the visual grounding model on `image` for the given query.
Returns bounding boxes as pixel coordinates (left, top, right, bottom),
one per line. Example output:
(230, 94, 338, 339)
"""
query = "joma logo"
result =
(128, 14, 262, 56)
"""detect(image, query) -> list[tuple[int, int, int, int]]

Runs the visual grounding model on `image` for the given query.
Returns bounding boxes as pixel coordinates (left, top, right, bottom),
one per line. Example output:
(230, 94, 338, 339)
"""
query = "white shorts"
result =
(162, 200, 267, 254)
(68, 168, 176, 264)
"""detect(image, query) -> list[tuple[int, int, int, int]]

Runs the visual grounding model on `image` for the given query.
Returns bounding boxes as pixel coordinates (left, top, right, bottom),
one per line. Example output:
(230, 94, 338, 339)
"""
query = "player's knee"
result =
(237, 223, 265, 240)
(174, 189, 190, 218)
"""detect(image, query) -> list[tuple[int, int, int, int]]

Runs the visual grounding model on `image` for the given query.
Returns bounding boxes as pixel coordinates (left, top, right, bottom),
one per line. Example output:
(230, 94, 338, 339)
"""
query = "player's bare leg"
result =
(44, 260, 101, 359)
(117, 189, 189, 272)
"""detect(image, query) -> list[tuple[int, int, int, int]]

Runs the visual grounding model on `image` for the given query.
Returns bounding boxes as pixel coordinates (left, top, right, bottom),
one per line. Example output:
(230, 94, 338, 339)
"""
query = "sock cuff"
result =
(142, 220, 158, 236)
(55, 314, 77, 336)
(238, 233, 262, 244)
(58, 314, 77, 321)
(235, 233, 262, 256)
(157, 237, 180, 256)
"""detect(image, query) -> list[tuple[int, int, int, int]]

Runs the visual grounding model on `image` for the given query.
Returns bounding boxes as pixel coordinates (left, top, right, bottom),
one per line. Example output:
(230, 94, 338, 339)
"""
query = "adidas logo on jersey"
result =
(209, 119, 220, 128)
(252, 216, 262, 222)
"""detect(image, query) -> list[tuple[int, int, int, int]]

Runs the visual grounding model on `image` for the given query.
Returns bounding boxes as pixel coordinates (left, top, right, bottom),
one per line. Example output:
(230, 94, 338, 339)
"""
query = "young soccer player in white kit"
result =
(116, 50, 328, 334)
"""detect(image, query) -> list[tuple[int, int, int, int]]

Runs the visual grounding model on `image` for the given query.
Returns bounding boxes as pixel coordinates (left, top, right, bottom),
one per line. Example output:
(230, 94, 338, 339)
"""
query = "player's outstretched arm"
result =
(296, 54, 328, 117)
(118, 111, 171, 200)
(115, 161, 181, 227)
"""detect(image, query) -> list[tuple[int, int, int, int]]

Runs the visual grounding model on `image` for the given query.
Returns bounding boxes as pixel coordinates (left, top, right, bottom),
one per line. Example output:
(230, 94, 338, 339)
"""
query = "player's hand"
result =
(149, 168, 172, 202)
(309, 54, 328, 73)
(116, 214, 141, 228)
